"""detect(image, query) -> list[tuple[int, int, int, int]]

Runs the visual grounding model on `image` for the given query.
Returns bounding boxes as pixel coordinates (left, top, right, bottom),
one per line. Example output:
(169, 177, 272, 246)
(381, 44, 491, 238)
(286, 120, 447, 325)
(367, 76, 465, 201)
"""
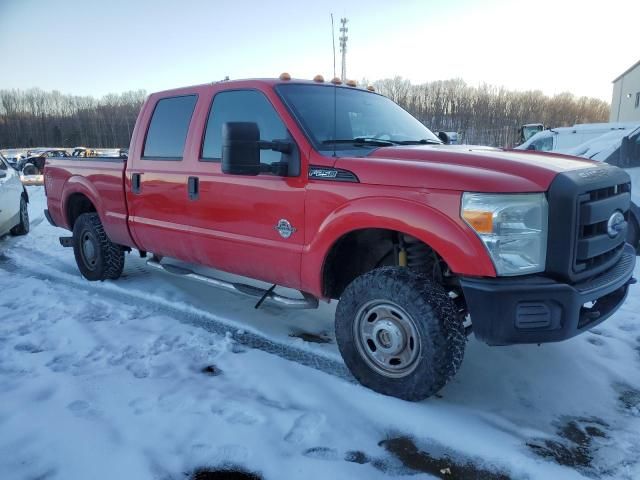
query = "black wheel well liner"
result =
(66, 193, 97, 229)
(322, 228, 443, 299)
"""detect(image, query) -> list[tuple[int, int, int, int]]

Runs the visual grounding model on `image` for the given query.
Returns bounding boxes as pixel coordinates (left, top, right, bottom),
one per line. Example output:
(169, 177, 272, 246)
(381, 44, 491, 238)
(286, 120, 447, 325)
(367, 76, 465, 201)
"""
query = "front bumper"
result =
(460, 243, 636, 346)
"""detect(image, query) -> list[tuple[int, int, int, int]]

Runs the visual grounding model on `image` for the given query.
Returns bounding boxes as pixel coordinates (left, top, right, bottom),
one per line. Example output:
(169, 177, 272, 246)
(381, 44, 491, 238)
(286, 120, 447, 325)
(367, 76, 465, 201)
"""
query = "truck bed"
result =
(44, 157, 135, 248)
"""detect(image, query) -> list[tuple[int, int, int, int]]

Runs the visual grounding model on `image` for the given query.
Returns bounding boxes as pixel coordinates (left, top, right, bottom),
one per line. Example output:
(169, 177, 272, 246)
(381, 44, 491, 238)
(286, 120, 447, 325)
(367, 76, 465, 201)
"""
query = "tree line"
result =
(372, 77, 610, 146)
(0, 79, 610, 149)
(0, 89, 146, 149)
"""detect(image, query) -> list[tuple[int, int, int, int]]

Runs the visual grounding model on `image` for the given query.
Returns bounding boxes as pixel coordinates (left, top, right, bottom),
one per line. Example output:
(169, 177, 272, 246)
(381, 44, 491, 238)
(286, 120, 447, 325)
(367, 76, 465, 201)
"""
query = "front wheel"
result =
(72, 213, 124, 281)
(335, 267, 465, 401)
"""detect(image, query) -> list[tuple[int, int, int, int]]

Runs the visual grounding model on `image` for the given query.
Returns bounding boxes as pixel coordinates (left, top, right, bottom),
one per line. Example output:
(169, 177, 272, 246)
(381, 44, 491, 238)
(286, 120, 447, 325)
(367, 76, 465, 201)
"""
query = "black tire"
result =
(335, 267, 465, 401)
(10, 194, 29, 236)
(627, 216, 639, 253)
(72, 213, 124, 281)
(22, 163, 39, 176)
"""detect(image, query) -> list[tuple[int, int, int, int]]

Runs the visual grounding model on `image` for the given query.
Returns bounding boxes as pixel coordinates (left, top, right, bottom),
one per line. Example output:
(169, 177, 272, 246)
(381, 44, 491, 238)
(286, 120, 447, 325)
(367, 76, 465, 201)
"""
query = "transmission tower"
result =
(339, 18, 348, 81)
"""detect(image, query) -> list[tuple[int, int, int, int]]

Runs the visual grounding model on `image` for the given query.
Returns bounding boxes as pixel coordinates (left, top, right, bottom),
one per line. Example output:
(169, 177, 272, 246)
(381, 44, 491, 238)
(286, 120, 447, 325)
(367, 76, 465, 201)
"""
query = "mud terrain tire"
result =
(336, 266, 465, 401)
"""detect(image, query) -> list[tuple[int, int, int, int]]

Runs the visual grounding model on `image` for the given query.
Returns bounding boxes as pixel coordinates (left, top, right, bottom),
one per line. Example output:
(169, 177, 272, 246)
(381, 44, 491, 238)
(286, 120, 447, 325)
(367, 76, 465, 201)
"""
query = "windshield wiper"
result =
(321, 137, 399, 147)
(395, 139, 442, 145)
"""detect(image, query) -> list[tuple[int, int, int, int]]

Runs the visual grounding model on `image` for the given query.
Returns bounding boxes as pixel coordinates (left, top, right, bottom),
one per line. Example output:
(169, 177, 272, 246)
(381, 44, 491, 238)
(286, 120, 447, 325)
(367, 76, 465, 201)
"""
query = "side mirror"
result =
(221, 121, 293, 176)
(0, 170, 7, 178)
(437, 131, 458, 145)
(222, 122, 261, 176)
(527, 144, 537, 151)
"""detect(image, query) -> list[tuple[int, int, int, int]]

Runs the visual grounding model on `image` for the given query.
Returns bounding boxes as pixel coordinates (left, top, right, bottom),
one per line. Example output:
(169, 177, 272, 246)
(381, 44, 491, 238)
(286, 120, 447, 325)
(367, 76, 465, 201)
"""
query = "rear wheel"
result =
(10, 195, 29, 236)
(21, 163, 39, 176)
(72, 213, 124, 281)
(335, 266, 465, 401)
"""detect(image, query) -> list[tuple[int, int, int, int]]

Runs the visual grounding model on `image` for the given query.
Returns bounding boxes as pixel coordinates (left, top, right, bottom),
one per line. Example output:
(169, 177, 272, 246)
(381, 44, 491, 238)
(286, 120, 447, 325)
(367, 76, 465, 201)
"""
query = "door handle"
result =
(131, 173, 141, 194)
(188, 176, 199, 200)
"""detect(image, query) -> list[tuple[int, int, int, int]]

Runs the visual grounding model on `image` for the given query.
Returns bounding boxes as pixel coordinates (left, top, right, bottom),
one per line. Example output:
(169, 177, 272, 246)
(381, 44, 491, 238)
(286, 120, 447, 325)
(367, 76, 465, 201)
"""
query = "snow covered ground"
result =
(1, 187, 639, 480)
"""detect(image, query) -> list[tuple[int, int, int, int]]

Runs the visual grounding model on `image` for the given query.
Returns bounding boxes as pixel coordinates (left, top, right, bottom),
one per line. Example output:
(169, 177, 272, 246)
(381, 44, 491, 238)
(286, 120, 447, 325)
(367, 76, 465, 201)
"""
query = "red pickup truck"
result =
(44, 76, 636, 401)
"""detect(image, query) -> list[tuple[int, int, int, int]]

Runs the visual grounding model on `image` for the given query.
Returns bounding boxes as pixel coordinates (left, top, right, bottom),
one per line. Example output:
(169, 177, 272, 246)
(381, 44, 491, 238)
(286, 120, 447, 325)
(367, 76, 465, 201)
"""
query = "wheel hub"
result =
(354, 300, 421, 378)
(372, 320, 404, 355)
(81, 233, 97, 267)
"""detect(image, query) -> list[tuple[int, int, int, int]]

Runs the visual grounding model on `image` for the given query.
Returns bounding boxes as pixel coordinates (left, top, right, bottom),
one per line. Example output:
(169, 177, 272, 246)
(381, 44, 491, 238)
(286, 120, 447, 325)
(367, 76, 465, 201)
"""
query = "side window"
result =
(201, 90, 287, 165)
(143, 95, 197, 159)
(532, 136, 553, 151)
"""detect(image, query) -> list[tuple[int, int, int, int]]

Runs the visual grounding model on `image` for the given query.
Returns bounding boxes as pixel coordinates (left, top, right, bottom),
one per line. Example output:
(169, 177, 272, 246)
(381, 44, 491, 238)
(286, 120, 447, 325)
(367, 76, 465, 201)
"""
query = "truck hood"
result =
(334, 145, 598, 192)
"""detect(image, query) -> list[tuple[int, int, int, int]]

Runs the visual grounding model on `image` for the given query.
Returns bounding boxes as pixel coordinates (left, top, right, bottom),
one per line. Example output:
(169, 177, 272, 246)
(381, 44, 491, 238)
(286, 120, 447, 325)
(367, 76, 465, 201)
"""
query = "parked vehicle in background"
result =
(565, 126, 640, 168)
(44, 77, 636, 401)
(515, 123, 640, 250)
(19, 148, 70, 175)
(519, 123, 545, 144)
(3, 151, 27, 169)
(516, 123, 639, 153)
(72, 147, 97, 157)
(0, 153, 29, 237)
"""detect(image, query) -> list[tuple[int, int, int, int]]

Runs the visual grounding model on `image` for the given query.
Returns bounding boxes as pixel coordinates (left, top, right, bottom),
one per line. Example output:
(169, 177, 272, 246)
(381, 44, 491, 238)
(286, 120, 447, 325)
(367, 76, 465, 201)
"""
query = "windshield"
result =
(522, 125, 543, 142)
(276, 83, 441, 151)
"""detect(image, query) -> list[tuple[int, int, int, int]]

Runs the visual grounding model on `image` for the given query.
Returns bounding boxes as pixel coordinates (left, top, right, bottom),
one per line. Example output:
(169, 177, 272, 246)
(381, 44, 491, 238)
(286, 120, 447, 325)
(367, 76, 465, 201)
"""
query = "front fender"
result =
(301, 195, 496, 297)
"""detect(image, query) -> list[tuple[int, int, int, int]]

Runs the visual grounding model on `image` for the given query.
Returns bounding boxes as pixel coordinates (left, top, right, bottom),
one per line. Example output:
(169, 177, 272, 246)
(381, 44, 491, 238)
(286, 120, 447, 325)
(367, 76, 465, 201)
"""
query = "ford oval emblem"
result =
(607, 210, 625, 238)
(275, 219, 296, 239)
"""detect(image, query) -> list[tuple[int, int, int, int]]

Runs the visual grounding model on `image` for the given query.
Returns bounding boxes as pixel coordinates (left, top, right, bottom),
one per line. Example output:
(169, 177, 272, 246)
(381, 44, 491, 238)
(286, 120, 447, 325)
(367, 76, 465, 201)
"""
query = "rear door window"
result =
(143, 95, 197, 159)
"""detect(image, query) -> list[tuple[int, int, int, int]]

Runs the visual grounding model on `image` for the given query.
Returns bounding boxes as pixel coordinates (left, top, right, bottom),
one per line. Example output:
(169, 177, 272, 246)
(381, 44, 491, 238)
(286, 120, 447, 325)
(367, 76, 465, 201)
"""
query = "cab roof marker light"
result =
(279, 72, 291, 81)
(366, 85, 375, 92)
(313, 74, 325, 83)
(330, 77, 342, 85)
(346, 79, 357, 87)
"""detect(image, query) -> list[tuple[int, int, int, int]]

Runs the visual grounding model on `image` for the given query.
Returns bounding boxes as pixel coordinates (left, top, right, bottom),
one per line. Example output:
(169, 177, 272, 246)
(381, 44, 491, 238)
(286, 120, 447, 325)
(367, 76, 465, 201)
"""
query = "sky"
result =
(0, 0, 639, 102)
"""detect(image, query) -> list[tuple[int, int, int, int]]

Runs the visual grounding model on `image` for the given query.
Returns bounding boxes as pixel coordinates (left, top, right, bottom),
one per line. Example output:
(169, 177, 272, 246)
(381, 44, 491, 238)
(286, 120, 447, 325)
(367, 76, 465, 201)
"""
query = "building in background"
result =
(611, 59, 640, 122)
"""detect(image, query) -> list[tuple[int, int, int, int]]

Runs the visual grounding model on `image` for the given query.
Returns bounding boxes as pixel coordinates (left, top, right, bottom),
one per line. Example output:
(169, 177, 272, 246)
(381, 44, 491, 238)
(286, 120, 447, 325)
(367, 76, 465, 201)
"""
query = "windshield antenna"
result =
(331, 13, 337, 158)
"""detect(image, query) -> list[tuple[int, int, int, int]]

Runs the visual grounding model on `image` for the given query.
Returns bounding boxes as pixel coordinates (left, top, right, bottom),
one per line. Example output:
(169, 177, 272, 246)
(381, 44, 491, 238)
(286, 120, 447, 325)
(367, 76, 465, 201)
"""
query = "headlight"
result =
(461, 192, 548, 276)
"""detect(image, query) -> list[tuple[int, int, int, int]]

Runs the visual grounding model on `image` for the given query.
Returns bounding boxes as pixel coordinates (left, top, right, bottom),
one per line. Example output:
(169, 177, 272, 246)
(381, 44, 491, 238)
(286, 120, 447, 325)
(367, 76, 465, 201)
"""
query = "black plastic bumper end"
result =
(460, 244, 636, 346)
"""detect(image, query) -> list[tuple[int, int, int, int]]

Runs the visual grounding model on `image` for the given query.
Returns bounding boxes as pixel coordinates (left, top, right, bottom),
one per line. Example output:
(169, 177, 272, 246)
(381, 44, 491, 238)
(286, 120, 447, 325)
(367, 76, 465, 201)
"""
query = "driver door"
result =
(185, 89, 307, 289)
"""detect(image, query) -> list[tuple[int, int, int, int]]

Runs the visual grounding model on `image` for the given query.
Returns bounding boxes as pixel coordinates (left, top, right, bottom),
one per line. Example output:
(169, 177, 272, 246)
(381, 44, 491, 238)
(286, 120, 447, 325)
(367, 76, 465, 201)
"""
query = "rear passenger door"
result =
(127, 94, 198, 259)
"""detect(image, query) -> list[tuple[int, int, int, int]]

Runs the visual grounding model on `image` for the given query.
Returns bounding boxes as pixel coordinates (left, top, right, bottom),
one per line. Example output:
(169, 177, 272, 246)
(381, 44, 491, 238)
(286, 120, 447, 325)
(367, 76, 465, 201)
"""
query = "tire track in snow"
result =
(0, 250, 355, 383)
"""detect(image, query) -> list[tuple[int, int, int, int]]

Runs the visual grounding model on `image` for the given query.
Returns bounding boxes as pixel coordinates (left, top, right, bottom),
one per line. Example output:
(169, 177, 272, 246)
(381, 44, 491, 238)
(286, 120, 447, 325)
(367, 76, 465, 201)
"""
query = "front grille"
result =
(574, 182, 630, 275)
(546, 165, 632, 284)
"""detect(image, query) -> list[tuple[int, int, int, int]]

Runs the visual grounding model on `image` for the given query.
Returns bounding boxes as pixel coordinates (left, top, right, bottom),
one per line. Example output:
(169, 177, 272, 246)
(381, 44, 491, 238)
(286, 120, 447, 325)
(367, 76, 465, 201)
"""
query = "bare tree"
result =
(0, 89, 147, 148)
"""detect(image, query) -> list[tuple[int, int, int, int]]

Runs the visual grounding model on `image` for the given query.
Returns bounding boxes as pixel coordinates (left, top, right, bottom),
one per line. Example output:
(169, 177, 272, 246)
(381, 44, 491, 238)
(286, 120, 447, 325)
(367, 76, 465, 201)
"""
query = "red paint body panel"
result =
(44, 159, 135, 247)
(44, 79, 596, 299)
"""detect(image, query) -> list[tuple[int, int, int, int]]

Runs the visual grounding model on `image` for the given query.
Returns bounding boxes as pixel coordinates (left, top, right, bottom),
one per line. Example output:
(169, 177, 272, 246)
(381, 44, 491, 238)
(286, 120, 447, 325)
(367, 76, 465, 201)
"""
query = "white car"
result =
(516, 122, 639, 152)
(0, 153, 29, 237)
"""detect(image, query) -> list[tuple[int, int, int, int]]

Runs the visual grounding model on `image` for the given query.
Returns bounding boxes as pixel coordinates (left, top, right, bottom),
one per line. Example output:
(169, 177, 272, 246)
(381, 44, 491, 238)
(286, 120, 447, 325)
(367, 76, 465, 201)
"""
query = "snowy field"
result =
(1, 187, 639, 480)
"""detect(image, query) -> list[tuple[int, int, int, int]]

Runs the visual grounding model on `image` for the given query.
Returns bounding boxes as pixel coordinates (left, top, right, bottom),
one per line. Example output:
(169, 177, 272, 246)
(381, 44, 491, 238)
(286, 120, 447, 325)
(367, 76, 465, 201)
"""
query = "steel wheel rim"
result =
(354, 300, 421, 378)
(80, 231, 98, 270)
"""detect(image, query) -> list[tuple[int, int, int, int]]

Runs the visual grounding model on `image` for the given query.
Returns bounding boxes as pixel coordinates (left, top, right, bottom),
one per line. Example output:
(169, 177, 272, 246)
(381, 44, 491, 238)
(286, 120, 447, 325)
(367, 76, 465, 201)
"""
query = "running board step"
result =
(146, 259, 319, 310)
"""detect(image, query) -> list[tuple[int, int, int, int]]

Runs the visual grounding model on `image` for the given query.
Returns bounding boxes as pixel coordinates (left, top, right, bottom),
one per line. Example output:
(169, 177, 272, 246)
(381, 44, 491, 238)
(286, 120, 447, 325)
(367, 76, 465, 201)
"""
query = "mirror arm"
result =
(258, 140, 292, 154)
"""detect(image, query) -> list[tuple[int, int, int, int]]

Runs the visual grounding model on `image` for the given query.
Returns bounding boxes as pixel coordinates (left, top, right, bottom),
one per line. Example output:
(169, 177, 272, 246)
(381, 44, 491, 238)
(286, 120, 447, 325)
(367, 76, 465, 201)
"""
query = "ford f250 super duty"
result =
(44, 75, 636, 401)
